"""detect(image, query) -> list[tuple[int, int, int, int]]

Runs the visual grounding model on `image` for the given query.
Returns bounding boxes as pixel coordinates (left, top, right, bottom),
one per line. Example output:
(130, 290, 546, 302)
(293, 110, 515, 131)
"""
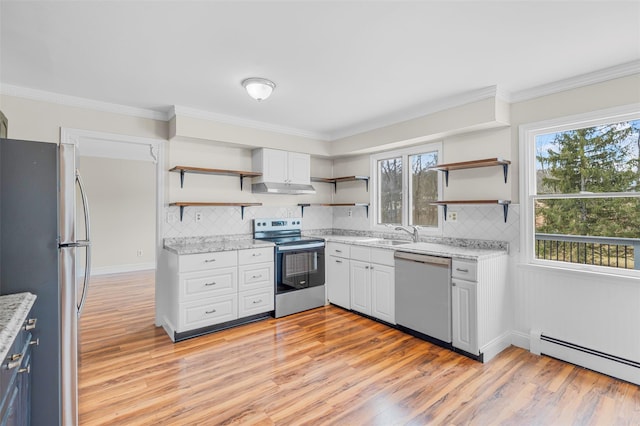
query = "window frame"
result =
(519, 103, 640, 278)
(370, 142, 443, 235)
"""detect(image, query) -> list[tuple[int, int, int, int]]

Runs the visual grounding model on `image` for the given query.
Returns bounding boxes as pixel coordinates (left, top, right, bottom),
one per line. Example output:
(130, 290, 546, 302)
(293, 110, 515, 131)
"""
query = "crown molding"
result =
(509, 60, 640, 103)
(0, 83, 169, 121)
(328, 85, 504, 140)
(168, 105, 329, 141)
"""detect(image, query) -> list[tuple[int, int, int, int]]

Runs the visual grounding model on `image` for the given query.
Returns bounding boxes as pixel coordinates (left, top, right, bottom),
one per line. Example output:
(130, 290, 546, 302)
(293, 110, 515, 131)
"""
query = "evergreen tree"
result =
(536, 122, 639, 239)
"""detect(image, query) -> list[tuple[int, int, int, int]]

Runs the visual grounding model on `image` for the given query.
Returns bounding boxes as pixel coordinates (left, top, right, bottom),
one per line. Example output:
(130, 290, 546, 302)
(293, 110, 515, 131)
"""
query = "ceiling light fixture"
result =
(241, 77, 276, 101)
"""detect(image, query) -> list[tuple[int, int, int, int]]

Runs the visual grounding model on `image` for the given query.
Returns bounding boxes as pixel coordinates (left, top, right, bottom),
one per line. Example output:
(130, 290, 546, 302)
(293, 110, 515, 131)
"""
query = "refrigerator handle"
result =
(76, 170, 92, 316)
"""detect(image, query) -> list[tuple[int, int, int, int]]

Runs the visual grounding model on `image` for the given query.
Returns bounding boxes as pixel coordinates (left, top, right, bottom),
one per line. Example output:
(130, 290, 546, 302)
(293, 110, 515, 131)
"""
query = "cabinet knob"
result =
(452, 283, 457, 287)
(24, 318, 37, 331)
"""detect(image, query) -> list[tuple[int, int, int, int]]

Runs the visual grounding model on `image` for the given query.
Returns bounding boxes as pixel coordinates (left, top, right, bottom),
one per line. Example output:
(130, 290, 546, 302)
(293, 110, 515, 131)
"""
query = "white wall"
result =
(79, 156, 156, 274)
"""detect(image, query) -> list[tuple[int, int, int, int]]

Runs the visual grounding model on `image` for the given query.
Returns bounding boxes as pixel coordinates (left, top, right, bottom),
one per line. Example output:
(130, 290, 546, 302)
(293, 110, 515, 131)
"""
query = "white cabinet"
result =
(451, 256, 508, 362)
(326, 242, 350, 309)
(237, 247, 274, 317)
(452, 277, 478, 355)
(158, 246, 274, 341)
(349, 246, 395, 324)
(252, 148, 311, 184)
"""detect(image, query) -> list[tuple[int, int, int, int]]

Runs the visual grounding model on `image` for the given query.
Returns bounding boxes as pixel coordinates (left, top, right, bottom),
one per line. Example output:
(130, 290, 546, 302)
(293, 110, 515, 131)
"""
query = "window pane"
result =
(378, 157, 402, 224)
(410, 152, 438, 227)
(535, 120, 640, 195)
(534, 197, 640, 270)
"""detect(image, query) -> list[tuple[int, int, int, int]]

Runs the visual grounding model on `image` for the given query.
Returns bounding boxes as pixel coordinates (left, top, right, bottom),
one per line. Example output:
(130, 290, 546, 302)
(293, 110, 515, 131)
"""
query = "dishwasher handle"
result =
(394, 251, 451, 267)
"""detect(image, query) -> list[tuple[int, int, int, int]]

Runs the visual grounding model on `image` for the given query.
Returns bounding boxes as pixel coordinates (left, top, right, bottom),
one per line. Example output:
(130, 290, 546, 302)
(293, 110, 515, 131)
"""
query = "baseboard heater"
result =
(532, 331, 640, 385)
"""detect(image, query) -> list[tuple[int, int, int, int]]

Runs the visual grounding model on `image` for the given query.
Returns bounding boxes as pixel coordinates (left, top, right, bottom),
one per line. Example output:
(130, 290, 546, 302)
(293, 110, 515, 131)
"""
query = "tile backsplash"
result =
(163, 203, 520, 255)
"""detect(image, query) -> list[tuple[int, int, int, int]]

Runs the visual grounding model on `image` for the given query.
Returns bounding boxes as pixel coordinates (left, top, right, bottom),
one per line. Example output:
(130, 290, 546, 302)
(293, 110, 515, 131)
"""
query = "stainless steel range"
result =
(253, 218, 325, 318)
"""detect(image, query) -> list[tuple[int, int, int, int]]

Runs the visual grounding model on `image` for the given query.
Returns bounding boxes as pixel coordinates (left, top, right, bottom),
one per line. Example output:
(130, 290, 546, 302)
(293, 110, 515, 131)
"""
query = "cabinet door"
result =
(327, 256, 350, 309)
(371, 264, 395, 324)
(452, 278, 478, 355)
(287, 152, 311, 184)
(262, 149, 288, 182)
(349, 260, 371, 315)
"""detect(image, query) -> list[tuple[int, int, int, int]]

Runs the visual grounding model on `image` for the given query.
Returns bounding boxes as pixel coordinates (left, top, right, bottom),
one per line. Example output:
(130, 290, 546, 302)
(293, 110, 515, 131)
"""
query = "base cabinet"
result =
(158, 246, 274, 341)
(1, 312, 35, 426)
(326, 250, 351, 309)
(452, 278, 478, 355)
(349, 246, 395, 324)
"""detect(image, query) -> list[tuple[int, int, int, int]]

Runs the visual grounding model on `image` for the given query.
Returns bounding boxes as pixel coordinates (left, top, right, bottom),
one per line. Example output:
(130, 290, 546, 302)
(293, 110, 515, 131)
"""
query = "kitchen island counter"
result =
(0, 292, 36, 362)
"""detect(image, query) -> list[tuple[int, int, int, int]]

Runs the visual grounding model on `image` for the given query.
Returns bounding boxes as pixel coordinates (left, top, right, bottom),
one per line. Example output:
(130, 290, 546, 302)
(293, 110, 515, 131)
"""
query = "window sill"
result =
(517, 261, 640, 282)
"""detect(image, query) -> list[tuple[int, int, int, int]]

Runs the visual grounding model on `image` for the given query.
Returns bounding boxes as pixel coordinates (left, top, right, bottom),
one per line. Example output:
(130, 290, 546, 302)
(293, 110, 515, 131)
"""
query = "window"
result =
(371, 143, 442, 232)
(521, 106, 640, 275)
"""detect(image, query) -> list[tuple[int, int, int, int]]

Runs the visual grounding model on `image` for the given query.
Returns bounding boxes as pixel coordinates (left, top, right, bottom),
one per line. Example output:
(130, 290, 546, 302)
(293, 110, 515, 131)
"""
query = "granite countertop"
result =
(164, 237, 275, 255)
(0, 292, 36, 362)
(321, 235, 507, 260)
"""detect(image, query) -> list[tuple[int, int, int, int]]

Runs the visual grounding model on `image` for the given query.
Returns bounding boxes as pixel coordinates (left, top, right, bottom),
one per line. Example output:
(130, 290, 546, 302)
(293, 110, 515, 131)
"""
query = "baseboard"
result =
(481, 331, 513, 362)
(531, 332, 640, 385)
(510, 330, 530, 350)
(90, 262, 155, 276)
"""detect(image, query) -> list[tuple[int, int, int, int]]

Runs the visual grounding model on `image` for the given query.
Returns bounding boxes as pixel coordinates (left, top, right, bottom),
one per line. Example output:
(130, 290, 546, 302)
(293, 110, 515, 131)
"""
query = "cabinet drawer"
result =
(238, 288, 274, 317)
(179, 295, 238, 331)
(179, 251, 237, 273)
(179, 268, 237, 301)
(238, 247, 274, 265)
(370, 248, 394, 266)
(327, 242, 350, 258)
(349, 245, 370, 262)
(452, 259, 477, 281)
(239, 263, 274, 291)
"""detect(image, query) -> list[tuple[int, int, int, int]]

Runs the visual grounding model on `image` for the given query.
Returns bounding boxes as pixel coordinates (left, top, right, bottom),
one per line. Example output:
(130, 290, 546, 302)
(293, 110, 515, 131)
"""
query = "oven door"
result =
(276, 242, 325, 294)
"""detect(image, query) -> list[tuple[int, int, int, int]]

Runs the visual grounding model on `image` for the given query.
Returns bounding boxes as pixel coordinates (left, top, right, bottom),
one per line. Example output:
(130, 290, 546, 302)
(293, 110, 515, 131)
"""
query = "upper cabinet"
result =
(252, 148, 311, 185)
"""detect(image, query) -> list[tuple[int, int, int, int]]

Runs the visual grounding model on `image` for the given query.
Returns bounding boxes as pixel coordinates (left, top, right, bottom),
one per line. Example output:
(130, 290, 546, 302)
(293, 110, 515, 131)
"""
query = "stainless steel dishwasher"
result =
(394, 251, 452, 344)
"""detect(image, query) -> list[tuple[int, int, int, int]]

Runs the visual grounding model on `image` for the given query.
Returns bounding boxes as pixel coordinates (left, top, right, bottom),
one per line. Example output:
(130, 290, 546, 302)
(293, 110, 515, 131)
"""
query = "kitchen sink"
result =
(370, 239, 411, 246)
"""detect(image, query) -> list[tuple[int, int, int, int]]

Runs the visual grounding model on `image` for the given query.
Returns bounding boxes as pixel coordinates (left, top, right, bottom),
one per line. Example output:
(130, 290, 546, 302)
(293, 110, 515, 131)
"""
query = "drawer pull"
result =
(335, 250, 342, 253)
(252, 253, 262, 257)
(456, 268, 469, 273)
(30, 338, 40, 346)
(252, 274, 262, 279)
(252, 299, 263, 304)
(6, 355, 22, 370)
(204, 259, 216, 263)
(24, 318, 37, 331)
(18, 364, 30, 374)
(205, 282, 216, 286)
(300, 280, 306, 285)
(335, 260, 343, 263)
(205, 309, 217, 314)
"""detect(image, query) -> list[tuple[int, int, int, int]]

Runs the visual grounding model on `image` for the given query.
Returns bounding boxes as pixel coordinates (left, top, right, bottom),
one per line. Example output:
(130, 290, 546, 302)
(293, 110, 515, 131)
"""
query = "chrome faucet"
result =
(394, 225, 420, 242)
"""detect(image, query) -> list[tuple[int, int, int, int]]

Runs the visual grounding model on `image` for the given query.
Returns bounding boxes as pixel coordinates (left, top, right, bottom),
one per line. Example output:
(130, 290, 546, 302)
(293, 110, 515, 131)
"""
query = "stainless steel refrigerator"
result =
(0, 138, 91, 426)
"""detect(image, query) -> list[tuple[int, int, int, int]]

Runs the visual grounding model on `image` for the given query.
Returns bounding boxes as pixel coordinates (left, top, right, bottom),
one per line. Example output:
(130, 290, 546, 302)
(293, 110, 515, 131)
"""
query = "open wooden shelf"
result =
(169, 202, 262, 221)
(430, 199, 512, 222)
(310, 175, 369, 192)
(429, 158, 511, 186)
(298, 203, 370, 218)
(169, 166, 262, 190)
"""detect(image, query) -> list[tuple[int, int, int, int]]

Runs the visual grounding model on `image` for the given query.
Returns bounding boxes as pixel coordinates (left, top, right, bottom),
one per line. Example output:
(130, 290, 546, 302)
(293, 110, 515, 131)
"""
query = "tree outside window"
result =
(534, 119, 640, 270)
(373, 143, 441, 231)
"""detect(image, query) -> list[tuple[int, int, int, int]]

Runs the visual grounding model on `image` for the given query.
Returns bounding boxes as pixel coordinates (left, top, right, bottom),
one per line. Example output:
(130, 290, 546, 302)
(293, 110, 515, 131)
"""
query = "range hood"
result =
(252, 182, 316, 195)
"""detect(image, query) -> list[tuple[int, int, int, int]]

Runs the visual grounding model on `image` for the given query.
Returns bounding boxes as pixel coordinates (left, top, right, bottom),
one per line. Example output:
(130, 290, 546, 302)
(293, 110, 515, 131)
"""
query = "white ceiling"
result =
(1, 1, 639, 140)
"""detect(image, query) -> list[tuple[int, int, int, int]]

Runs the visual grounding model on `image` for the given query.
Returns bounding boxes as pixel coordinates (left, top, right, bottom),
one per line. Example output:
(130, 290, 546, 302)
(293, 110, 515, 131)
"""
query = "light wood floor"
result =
(79, 271, 640, 425)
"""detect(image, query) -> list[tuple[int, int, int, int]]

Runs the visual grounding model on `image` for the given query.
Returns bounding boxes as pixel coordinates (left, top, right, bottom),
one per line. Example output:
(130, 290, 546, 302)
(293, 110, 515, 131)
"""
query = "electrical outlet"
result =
(136, 249, 143, 257)
(167, 212, 177, 224)
(195, 211, 203, 223)
(447, 211, 458, 222)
